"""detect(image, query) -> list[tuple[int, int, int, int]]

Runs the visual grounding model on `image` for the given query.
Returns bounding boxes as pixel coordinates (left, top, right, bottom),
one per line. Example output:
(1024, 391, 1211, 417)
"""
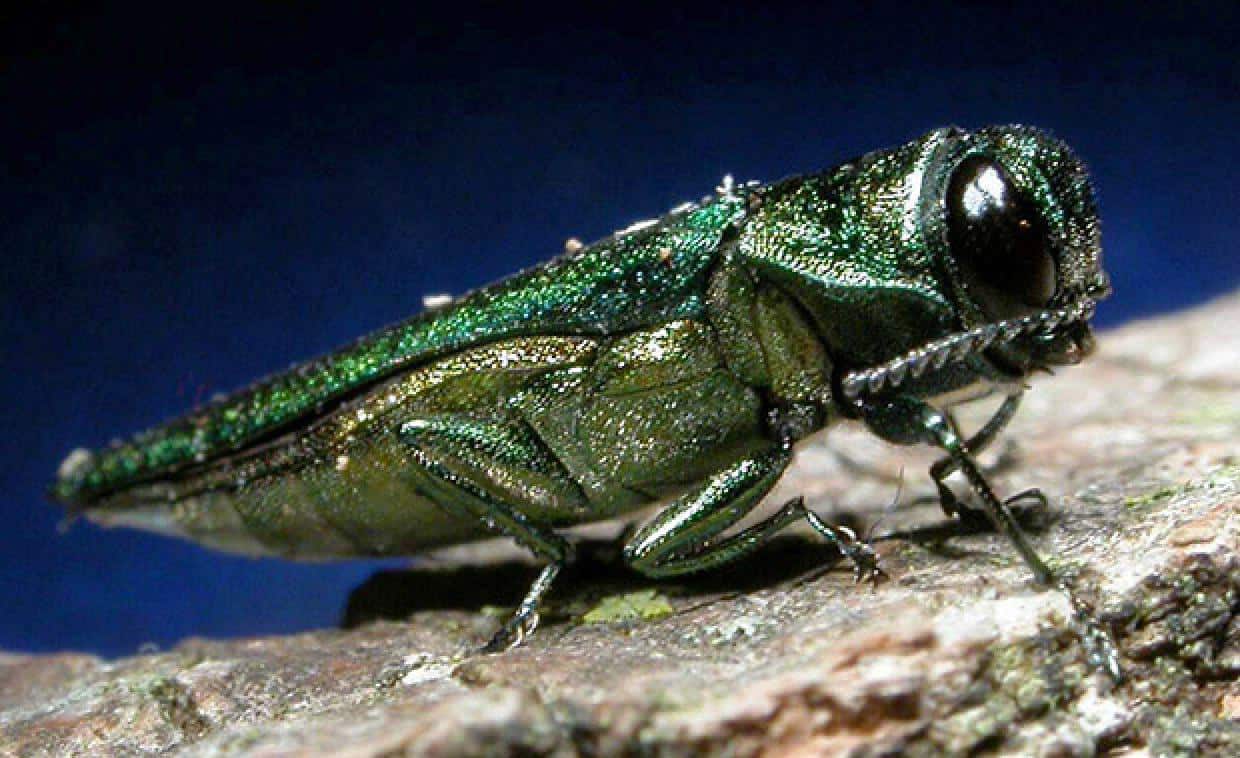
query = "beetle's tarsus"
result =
(1059, 579, 1124, 682)
(849, 544, 886, 585)
(480, 561, 560, 654)
(1079, 613, 1125, 684)
(481, 610, 538, 654)
(802, 509, 886, 585)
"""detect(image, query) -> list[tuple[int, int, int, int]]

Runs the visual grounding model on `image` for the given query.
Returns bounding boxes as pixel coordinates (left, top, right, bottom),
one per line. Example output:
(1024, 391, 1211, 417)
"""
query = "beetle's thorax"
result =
(733, 132, 959, 374)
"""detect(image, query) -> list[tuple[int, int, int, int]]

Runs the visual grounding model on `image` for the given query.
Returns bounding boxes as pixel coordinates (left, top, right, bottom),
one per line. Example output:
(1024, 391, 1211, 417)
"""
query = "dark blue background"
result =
(2, 3, 1236, 656)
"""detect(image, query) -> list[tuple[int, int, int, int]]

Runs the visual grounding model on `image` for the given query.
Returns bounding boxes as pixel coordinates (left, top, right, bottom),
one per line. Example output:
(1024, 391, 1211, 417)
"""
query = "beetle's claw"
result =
(1005, 487, 1049, 513)
(1080, 616, 1125, 684)
(804, 511, 888, 586)
(480, 610, 540, 654)
(846, 541, 887, 585)
(1060, 581, 1125, 683)
(832, 524, 885, 585)
(943, 487, 1050, 532)
(937, 486, 964, 519)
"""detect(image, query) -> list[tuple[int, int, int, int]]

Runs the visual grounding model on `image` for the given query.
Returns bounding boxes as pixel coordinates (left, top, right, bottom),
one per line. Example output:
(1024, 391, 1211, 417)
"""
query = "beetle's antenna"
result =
(865, 466, 904, 542)
(841, 299, 1096, 401)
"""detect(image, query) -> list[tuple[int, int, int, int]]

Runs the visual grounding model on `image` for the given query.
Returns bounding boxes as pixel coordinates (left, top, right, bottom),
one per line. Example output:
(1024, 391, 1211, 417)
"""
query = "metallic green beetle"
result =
(52, 125, 1117, 671)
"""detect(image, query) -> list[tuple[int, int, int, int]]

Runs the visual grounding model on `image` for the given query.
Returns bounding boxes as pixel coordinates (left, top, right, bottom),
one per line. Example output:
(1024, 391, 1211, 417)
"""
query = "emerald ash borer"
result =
(53, 125, 1120, 674)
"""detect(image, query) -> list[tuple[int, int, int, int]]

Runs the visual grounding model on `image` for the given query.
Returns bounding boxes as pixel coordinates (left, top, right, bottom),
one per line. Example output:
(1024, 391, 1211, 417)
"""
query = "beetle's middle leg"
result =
(623, 443, 881, 582)
(830, 392, 1030, 519)
(398, 416, 587, 652)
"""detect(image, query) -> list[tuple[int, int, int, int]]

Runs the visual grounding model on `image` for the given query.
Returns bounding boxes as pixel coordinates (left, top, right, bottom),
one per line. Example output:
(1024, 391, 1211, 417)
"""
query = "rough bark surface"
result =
(4, 293, 1239, 757)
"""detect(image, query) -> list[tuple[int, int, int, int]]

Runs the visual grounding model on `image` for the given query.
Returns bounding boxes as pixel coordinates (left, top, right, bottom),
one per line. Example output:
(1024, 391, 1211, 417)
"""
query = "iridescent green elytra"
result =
(53, 125, 1117, 669)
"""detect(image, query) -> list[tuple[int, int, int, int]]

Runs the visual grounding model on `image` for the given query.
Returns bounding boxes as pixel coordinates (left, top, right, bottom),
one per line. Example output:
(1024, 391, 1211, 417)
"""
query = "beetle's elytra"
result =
(53, 125, 1119, 671)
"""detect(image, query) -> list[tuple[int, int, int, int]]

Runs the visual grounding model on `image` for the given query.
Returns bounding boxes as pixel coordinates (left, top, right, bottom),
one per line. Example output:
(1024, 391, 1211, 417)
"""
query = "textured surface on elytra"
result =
(53, 194, 747, 503)
(6, 292, 1239, 756)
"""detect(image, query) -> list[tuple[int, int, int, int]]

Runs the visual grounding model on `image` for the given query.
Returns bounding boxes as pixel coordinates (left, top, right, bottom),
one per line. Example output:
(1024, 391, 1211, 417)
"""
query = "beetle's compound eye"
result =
(946, 156, 1057, 319)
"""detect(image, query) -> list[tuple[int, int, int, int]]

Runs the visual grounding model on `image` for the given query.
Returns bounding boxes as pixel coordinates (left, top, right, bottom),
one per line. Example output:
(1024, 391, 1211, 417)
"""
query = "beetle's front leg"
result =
(828, 396, 1024, 510)
(863, 396, 1053, 581)
(623, 444, 882, 582)
(929, 392, 1046, 521)
(861, 395, 1123, 680)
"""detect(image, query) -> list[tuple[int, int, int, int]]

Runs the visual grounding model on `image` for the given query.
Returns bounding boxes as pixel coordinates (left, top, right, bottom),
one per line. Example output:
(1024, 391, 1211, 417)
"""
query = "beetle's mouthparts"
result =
(841, 298, 1098, 401)
(1037, 320, 1096, 366)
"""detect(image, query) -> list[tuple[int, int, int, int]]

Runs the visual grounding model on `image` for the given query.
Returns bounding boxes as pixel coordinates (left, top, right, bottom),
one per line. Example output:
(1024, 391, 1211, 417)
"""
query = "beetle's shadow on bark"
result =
(342, 533, 850, 629)
(340, 502, 1053, 629)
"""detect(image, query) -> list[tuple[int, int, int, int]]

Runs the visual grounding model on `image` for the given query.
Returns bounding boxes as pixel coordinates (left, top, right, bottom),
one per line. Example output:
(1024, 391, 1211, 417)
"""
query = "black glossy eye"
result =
(946, 156, 1057, 319)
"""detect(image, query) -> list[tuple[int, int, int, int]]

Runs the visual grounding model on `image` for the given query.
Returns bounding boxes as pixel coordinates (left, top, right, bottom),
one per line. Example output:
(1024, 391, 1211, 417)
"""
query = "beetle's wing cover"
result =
(55, 197, 746, 504)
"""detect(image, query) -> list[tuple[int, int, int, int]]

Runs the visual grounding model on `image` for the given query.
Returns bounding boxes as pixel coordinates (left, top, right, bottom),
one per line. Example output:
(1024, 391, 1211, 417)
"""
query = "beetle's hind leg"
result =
(623, 443, 883, 583)
(399, 416, 587, 652)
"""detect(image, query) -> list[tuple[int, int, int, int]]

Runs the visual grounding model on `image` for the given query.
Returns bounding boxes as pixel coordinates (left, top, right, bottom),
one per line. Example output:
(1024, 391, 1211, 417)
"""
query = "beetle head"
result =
(927, 126, 1110, 376)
